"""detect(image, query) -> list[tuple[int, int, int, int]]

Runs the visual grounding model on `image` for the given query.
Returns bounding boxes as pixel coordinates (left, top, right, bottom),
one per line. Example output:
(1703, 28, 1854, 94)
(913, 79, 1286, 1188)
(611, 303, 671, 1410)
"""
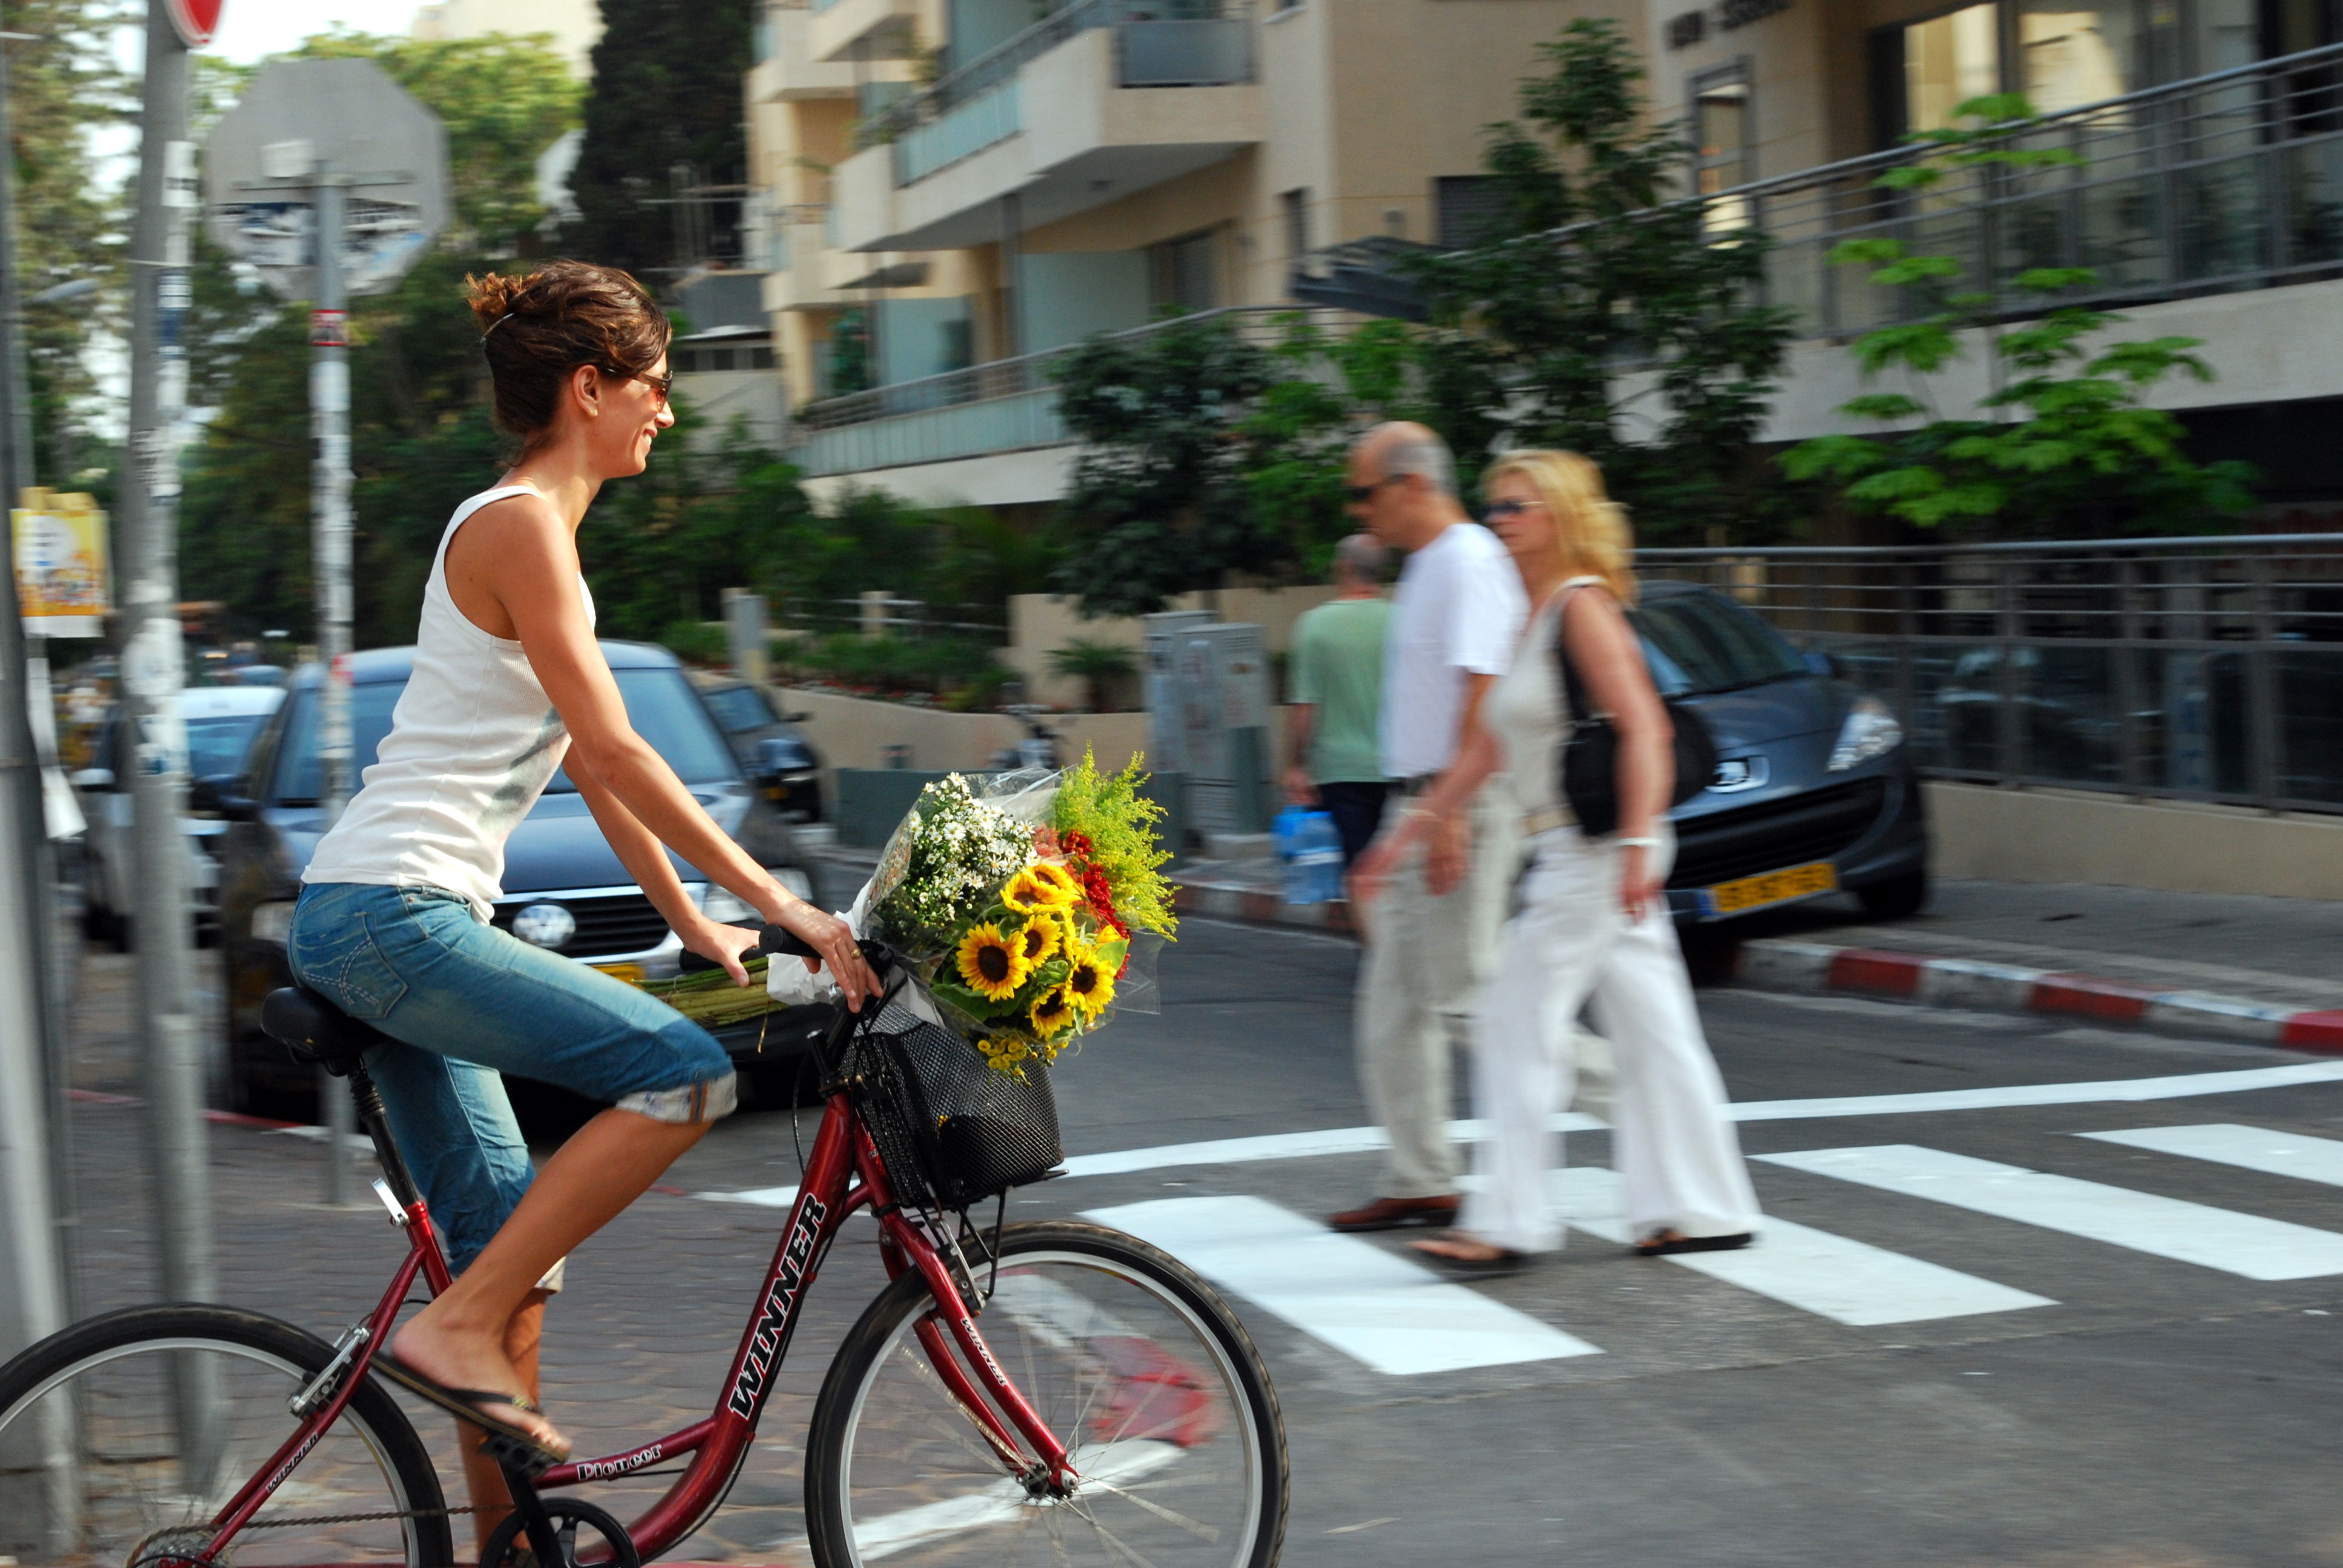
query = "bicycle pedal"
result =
(478, 1428, 558, 1481)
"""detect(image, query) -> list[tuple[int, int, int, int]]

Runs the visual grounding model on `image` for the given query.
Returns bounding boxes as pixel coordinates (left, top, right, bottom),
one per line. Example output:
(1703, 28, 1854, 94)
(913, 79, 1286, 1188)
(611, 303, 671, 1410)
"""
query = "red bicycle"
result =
(0, 929, 1288, 1568)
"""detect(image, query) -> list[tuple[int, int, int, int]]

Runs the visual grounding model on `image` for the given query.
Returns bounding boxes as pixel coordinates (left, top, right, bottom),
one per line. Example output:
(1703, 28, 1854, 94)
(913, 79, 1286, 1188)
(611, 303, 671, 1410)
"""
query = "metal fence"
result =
(1706, 38, 2343, 337)
(779, 595, 1010, 643)
(1641, 535, 2343, 815)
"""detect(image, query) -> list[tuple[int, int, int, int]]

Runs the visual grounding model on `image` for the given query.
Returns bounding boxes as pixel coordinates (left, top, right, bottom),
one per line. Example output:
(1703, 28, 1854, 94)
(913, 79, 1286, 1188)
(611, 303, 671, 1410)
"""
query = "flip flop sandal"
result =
(1410, 1237, 1531, 1276)
(375, 1355, 570, 1475)
(1634, 1231, 1754, 1258)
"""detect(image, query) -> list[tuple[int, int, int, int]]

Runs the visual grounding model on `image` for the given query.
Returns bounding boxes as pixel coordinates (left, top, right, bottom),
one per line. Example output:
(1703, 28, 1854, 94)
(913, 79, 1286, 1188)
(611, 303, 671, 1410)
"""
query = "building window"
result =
(1434, 175, 1506, 249)
(1151, 229, 1221, 312)
(1280, 188, 1309, 263)
(1691, 65, 1753, 231)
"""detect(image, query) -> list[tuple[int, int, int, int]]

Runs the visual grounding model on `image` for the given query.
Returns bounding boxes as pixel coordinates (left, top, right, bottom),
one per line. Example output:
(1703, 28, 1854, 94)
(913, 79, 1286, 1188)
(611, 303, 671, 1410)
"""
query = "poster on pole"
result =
(13, 487, 111, 638)
(202, 59, 450, 302)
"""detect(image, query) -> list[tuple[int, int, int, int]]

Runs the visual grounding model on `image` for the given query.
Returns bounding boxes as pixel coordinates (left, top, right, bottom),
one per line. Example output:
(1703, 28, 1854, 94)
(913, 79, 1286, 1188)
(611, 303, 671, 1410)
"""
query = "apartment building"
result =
(745, 0, 1620, 506)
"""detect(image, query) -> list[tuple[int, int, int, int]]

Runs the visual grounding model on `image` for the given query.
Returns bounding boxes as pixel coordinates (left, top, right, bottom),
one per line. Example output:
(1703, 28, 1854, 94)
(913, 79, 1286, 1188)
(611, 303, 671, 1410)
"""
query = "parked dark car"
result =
(213, 642, 831, 1116)
(1637, 582, 1930, 924)
(690, 671, 824, 822)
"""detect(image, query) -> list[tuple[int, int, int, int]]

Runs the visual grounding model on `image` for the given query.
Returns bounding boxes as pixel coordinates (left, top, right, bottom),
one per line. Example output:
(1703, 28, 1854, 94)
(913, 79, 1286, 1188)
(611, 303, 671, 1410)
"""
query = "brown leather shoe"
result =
(1328, 1195, 1461, 1233)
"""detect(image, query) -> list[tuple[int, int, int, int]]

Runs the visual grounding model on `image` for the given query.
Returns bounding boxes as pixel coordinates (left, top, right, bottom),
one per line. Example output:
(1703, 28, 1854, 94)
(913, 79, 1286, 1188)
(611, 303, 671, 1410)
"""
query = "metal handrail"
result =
(856, 0, 1248, 148)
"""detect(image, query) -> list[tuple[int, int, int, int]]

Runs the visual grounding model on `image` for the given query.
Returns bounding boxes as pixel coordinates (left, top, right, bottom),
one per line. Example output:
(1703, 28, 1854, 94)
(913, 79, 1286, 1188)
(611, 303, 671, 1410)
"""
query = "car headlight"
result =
(251, 900, 297, 946)
(1828, 694, 1905, 772)
(701, 886, 758, 923)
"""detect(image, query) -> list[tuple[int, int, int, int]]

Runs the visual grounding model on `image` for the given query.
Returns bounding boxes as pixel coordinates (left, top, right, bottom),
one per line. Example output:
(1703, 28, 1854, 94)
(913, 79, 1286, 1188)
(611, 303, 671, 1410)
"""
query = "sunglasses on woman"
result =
(1484, 498, 1541, 520)
(603, 364, 675, 407)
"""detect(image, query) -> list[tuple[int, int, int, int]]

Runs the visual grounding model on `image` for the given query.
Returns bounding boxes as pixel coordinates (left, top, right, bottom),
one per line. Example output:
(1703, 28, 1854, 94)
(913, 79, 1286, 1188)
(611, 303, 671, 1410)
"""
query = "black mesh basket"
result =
(845, 1003, 1063, 1212)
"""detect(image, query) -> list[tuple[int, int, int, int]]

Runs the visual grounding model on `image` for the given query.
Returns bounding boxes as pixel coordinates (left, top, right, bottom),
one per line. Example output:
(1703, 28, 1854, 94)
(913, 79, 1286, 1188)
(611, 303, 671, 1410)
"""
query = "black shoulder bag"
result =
(1552, 585, 1718, 838)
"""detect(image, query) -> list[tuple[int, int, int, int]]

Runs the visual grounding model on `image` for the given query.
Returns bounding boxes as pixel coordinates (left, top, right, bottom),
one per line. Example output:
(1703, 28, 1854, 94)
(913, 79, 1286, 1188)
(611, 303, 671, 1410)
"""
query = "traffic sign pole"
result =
(310, 172, 355, 1205)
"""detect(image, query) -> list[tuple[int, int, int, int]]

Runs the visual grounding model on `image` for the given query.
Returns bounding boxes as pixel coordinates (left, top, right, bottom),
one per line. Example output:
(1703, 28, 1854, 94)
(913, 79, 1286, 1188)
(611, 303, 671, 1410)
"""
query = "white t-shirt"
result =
(1379, 520, 1527, 779)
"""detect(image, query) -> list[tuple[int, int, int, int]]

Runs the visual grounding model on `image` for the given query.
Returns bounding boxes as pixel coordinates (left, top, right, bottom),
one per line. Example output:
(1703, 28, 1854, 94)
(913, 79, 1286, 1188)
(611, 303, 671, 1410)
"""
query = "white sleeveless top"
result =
(304, 486, 595, 920)
(1481, 577, 1601, 825)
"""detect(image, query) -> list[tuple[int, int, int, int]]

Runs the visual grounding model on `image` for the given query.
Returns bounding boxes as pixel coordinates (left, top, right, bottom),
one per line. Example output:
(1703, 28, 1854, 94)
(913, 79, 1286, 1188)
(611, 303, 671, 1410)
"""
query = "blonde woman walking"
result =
(1352, 449, 1760, 1272)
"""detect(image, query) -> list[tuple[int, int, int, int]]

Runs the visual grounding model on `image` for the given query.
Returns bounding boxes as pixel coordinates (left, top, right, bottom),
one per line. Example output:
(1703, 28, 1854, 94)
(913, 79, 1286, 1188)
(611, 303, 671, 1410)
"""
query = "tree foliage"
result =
(565, 0, 755, 277)
(1407, 18, 1797, 538)
(1781, 96, 2256, 535)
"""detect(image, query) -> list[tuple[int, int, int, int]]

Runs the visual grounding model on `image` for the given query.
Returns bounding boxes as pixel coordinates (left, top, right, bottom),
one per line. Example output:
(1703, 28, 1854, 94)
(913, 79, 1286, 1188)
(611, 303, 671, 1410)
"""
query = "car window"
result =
(700, 685, 775, 735)
(270, 667, 738, 804)
(1632, 592, 1805, 696)
(185, 714, 272, 779)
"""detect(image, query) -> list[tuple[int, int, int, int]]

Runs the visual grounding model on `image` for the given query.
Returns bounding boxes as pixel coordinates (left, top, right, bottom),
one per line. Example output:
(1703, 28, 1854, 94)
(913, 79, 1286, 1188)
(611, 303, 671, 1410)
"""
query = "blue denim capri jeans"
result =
(287, 881, 737, 1275)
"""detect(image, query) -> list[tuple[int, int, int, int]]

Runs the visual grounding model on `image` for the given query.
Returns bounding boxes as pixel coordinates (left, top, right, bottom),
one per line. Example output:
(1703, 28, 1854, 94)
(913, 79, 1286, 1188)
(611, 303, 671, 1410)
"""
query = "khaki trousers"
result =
(1354, 792, 1515, 1199)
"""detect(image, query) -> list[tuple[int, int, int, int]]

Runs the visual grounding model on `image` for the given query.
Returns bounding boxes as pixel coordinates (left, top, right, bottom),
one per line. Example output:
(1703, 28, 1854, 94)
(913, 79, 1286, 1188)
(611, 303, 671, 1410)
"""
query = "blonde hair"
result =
(1482, 448, 1637, 605)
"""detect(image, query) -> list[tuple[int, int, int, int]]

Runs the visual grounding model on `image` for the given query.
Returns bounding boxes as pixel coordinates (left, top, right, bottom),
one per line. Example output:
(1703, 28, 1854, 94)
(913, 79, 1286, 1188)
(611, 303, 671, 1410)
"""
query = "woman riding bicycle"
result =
(286, 261, 880, 1537)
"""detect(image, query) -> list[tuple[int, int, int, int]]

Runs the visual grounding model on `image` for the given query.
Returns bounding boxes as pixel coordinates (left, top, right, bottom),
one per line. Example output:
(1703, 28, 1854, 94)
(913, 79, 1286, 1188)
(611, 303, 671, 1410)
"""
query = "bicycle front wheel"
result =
(803, 1220, 1288, 1568)
(0, 1304, 453, 1567)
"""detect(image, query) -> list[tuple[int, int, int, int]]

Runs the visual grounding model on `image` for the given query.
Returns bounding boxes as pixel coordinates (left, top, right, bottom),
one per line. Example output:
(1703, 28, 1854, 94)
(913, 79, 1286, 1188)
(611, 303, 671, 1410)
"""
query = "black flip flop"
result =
(1409, 1237, 1531, 1276)
(374, 1354, 569, 1474)
(1634, 1231, 1754, 1258)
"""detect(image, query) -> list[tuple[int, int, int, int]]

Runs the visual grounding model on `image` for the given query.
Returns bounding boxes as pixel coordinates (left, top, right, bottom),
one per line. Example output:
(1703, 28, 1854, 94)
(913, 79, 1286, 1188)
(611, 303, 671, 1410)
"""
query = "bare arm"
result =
(1283, 703, 1318, 805)
(1349, 671, 1499, 903)
(1562, 586, 1673, 919)
(476, 497, 877, 1004)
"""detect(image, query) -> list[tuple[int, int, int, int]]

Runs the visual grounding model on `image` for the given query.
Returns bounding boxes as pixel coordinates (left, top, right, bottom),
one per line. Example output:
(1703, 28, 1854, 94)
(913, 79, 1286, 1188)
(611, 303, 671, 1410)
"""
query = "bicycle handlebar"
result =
(756, 924, 899, 976)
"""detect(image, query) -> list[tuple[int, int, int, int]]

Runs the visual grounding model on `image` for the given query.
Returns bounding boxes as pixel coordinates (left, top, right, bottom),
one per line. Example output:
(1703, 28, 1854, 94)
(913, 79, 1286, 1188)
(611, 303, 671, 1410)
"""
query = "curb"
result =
(1168, 874, 2343, 1056)
(1736, 938, 2343, 1055)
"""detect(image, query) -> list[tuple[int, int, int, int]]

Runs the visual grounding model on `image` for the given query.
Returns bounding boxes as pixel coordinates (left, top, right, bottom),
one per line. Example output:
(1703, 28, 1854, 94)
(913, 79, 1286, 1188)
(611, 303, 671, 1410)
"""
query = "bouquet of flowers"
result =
(854, 751, 1176, 1072)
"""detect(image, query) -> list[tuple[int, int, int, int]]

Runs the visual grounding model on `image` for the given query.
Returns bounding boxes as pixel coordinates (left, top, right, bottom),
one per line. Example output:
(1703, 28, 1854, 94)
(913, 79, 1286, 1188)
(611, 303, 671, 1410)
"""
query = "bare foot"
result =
(390, 1311, 569, 1455)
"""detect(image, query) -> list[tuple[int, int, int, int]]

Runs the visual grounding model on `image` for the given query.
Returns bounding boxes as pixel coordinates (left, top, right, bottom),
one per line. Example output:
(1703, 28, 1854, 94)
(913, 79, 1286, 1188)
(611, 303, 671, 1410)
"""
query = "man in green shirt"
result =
(1284, 533, 1393, 866)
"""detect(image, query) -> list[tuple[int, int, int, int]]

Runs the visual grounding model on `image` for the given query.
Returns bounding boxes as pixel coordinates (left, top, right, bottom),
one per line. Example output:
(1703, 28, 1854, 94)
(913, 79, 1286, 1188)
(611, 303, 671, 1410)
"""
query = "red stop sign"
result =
(165, 0, 221, 47)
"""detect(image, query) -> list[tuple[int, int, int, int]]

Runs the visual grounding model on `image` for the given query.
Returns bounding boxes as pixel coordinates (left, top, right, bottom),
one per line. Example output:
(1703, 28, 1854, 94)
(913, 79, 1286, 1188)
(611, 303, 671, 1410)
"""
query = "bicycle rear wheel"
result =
(0, 1304, 453, 1567)
(803, 1220, 1287, 1568)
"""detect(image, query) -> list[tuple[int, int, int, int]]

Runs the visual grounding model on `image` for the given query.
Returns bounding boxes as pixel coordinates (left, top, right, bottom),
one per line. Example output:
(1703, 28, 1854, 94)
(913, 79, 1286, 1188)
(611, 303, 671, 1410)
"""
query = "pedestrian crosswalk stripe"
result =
(1083, 1195, 1601, 1375)
(1755, 1145, 2343, 1281)
(1546, 1167, 2058, 1327)
(2080, 1123, 2343, 1187)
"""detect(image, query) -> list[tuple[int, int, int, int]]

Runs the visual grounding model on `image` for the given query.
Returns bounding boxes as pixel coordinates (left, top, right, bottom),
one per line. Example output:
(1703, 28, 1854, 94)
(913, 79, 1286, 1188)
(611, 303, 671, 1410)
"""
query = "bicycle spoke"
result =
(1076, 1480, 1224, 1543)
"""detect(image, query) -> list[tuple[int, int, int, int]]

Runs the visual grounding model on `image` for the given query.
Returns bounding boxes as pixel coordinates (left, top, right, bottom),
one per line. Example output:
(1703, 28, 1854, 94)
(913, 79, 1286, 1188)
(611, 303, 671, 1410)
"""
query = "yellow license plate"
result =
(591, 962, 646, 987)
(1701, 860, 1838, 917)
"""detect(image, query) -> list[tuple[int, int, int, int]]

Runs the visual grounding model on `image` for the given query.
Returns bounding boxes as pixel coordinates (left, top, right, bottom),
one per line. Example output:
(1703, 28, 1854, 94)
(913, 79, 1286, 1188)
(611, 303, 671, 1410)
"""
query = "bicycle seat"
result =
(261, 987, 385, 1078)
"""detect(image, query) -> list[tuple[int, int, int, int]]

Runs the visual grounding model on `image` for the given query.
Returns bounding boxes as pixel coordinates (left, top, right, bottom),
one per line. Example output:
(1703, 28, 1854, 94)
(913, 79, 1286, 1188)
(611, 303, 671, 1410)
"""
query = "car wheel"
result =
(1857, 869, 1929, 920)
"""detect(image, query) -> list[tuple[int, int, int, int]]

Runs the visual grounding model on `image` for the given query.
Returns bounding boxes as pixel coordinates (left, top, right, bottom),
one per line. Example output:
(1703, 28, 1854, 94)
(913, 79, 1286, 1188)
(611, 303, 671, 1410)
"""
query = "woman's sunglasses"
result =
(603, 364, 675, 407)
(1484, 498, 1540, 520)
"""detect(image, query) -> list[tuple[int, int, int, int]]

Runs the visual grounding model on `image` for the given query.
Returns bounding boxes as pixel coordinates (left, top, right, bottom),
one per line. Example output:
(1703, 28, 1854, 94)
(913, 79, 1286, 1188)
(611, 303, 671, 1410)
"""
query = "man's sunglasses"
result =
(1343, 474, 1407, 504)
(603, 364, 675, 406)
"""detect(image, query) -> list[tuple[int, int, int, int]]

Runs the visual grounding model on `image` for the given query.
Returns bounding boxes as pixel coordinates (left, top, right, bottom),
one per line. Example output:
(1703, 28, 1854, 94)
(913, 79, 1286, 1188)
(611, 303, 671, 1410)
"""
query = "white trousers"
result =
(1354, 793, 1515, 1198)
(1458, 827, 1761, 1254)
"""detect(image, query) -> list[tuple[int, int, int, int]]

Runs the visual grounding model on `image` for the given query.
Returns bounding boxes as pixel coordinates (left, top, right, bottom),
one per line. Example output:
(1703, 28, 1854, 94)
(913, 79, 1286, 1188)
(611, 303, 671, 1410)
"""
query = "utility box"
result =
(1167, 621, 1271, 836)
(1142, 609, 1214, 773)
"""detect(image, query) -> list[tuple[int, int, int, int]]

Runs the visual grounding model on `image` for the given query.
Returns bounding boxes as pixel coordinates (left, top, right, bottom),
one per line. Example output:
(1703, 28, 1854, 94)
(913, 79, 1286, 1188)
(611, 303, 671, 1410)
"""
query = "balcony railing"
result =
(1678, 39, 2343, 336)
(860, 0, 1253, 180)
(1643, 535, 2343, 814)
(788, 305, 1305, 475)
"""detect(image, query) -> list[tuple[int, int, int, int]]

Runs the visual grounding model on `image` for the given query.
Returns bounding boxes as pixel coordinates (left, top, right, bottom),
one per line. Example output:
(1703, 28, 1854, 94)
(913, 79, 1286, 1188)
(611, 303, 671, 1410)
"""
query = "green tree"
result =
(565, 0, 755, 276)
(7, 0, 136, 486)
(1781, 96, 2256, 535)
(1409, 18, 1797, 539)
(1046, 638, 1138, 713)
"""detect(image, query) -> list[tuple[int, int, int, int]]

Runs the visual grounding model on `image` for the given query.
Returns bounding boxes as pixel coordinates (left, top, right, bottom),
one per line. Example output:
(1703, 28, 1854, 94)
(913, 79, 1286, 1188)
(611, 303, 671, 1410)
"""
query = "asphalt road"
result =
(52, 910, 2343, 1565)
(640, 913, 2343, 1568)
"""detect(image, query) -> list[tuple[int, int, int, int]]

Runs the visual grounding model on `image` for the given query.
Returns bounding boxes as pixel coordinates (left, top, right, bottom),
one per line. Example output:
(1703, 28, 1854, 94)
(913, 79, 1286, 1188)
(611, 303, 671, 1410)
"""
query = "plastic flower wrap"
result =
(848, 754, 1175, 1073)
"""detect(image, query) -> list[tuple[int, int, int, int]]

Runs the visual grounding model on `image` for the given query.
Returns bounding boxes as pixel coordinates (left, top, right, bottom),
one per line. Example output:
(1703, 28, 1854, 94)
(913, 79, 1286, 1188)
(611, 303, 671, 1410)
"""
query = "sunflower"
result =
(1063, 944, 1116, 1018)
(1028, 984, 1078, 1038)
(1014, 914, 1060, 969)
(954, 923, 1029, 1002)
(1001, 861, 1083, 913)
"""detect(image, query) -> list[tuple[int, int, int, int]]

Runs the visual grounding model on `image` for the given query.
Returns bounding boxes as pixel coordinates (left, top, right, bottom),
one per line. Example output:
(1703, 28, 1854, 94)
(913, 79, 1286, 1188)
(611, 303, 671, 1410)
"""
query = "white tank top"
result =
(1481, 577, 1601, 823)
(303, 486, 595, 920)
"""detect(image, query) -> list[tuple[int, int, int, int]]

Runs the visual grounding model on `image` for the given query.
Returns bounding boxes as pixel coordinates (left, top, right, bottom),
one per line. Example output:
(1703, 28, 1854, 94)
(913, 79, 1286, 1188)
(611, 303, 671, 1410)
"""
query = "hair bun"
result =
(466, 271, 532, 335)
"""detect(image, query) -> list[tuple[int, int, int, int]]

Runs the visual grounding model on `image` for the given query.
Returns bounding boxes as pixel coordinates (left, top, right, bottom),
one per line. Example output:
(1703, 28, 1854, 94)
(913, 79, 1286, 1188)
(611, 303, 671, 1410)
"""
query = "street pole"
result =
(310, 168, 355, 1205)
(120, 0, 214, 1311)
(0, 24, 77, 1549)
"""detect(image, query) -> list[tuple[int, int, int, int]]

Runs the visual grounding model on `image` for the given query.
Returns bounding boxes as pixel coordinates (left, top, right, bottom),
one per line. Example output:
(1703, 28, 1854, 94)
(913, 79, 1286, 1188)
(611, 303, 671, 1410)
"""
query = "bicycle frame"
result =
(195, 1009, 1081, 1563)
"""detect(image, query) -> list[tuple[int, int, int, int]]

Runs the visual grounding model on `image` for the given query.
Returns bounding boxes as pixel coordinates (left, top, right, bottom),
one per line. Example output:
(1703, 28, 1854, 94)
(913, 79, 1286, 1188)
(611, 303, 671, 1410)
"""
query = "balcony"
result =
(788, 305, 1299, 477)
(831, 0, 1259, 253)
(749, 5, 862, 100)
(807, 0, 918, 65)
